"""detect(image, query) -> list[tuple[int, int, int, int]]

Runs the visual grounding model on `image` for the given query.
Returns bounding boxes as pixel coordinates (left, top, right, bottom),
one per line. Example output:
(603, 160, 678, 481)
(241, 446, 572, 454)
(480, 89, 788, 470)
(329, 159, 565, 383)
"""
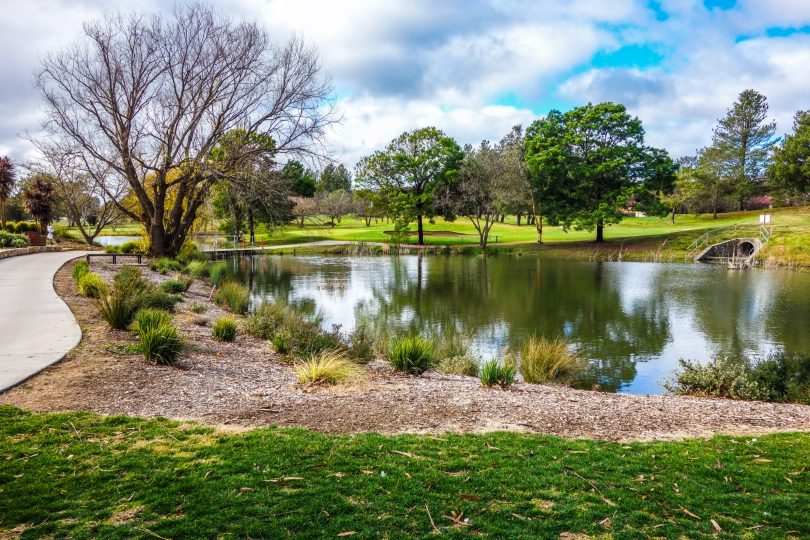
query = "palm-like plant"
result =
(0, 156, 15, 230)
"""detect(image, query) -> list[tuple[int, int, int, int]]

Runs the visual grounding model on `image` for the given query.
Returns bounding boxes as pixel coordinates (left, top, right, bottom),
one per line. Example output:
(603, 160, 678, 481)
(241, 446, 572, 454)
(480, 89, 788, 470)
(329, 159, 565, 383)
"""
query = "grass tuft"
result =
(386, 336, 436, 375)
(437, 355, 480, 377)
(294, 350, 360, 385)
(140, 322, 184, 365)
(77, 272, 107, 299)
(132, 308, 173, 336)
(480, 358, 516, 388)
(213, 281, 250, 314)
(212, 317, 238, 342)
(519, 336, 583, 384)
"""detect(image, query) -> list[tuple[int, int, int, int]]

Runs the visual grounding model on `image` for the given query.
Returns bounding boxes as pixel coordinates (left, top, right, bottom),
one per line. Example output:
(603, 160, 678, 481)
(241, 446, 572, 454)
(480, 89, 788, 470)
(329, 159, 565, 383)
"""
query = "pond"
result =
(219, 255, 810, 395)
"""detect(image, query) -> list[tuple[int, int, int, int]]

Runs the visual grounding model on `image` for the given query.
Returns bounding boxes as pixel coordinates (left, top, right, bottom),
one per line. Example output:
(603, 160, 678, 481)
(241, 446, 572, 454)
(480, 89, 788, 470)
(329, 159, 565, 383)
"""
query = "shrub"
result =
(519, 336, 583, 384)
(431, 327, 470, 360)
(271, 332, 291, 354)
(77, 272, 107, 299)
(247, 301, 296, 339)
(193, 315, 210, 327)
(750, 352, 810, 404)
(72, 260, 90, 282)
(0, 231, 28, 248)
(114, 266, 151, 295)
(189, 301, 207, 314)
(160, 278, 190, 294)
(212, 317, 238, 342)
(185, 260, 209, 279)
(104, 245, 120, 253)
(386, 336, 436, 375)
(480, 358, 516, 388)
(438, 355, 480, 377)
(213, 281, 250, 314)
(140, 322, 183, 365)
(209, 262, 228, 286)
(176, 241, 205, 264)
(295, 350, 359, 385)
(664, 357, 770, 401)
(140, 291, 182, 312)
(120, 241, 144, 254)
(347, 323, 375, 363)
(132, 308, 173, 336)
(96, 288, 142, 330)
(149, 257, 182, 275)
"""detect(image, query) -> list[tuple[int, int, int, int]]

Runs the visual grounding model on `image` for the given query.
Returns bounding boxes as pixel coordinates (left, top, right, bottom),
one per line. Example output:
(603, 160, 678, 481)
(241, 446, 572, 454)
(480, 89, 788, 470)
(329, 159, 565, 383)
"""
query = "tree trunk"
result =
(516, 213, 521, 226)
(595, 218, 604, 243)
(670, 207, 676, 224)
(248, 207, 255, 244)
(535, 214, 543, 244)
(0, 199, 5, 230)
(416, 214, 424, 245)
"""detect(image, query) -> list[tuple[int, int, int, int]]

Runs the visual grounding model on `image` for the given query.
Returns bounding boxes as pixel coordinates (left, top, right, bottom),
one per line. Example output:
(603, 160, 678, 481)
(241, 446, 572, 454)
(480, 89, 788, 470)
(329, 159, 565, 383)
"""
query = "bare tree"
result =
(291, 197, 319, 228)
(318, 189, 352, 225)
(34, 3, 334, 256)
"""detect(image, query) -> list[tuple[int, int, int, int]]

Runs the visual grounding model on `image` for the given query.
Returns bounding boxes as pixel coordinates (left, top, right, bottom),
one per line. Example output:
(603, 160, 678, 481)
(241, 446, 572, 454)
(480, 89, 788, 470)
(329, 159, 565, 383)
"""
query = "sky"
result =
(1, 0, 809, 168)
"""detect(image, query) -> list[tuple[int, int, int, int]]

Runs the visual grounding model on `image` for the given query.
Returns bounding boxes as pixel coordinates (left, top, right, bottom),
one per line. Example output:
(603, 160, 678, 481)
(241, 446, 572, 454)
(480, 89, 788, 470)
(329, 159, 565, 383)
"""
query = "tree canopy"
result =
(525, 102, 676, 242)
(0, 156, 16, 230)
(282, 161, 318, 198)
(355, 127, 463, 245)
(769, 110, 809, 197)
(318, 163, 352, 194)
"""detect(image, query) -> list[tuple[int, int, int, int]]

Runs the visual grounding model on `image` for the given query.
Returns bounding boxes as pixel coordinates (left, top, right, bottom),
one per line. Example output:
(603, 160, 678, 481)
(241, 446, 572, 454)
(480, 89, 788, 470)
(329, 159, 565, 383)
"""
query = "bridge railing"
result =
(684, 222, 774, 260)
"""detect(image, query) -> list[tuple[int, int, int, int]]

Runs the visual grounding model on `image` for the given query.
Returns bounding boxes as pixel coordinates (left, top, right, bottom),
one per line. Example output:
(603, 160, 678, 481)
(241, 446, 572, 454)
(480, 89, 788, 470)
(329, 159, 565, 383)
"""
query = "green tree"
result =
(282, 160, 317, 197)
(662, 164, 706, 223)
(525, 103, 676, 242)
(355, 127, 463, 245)
(712, 89, 777, 208)
(769, 110, 809, 197)
(695, 145, 735, 219)
(0, 156, 16, 230)
(23, 173, 55, 233)
(317, 163, 352, 194)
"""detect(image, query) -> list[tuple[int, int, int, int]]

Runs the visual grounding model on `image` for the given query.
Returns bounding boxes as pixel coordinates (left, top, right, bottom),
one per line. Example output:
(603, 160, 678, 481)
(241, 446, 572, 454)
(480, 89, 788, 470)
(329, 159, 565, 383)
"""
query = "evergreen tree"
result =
(769, 110, 809, 197)
(317, 163, 352, 194)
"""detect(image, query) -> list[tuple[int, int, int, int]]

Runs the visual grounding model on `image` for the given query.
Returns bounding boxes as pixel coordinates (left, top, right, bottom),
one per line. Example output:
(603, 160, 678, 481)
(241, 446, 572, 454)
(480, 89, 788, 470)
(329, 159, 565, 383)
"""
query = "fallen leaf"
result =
(679, 505, 701, 520)
(711, 519, 722, 532)
(392, 450, 415, 459)
(754, 458, 772, 463)
(337, 532, 355, 537)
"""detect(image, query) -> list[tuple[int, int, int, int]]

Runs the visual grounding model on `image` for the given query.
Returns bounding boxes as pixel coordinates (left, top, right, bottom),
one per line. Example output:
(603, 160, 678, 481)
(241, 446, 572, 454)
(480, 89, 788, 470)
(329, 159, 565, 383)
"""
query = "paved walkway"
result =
(0, 250, 91, 392)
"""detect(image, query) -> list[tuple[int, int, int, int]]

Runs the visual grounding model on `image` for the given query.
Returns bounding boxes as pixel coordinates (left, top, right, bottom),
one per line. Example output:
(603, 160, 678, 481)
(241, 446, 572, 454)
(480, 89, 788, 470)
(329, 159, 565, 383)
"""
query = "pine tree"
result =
(711, 89, 777, 208)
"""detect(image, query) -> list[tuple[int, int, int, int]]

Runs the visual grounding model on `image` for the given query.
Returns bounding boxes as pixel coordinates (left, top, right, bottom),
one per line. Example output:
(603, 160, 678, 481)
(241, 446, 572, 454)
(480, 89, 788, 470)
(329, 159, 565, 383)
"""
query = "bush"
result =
(295, 350, 359, 385)
(664, 357, 770, 401)
(386, 336, 436, 375)
(480, 358, 516, 388)
(132, 308, 173, 336)
(209, 262, 228, 286)
(438, 355, 480, 377)
(140, 322, 183, 365)
(141, 291, 182, 312)
(120, 241, 144, 254)
(160, 278, 190, 294)
(176, 241, 205, 264)
(114, 266, 151, 295)
(213, 281, 250, 314)
(347, 323, 375, 363)
(519, 336, 583, 384)
(247, 302, 297, 339)
(185, 260, 209, 279)
(149, 257, 183, 275)
(104, 245, 120, 254)
(77, 272, 107, 299)
(72, 260, 90, 282)
(271, 332, 291, 354)
(189, 302, 207, 314)
(665, 353, 810, 404)
(96, 288, 142, 330)
(431, 328, 470, 360)
(0, 231, 29, 248)
(212, 317, 238, 342)
(247, 301, 342, 357)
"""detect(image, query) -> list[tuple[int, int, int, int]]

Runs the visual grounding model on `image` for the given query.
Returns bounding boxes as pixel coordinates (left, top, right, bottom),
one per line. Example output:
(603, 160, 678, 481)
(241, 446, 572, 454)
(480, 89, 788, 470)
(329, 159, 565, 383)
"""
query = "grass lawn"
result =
(1, 406, 808, 538)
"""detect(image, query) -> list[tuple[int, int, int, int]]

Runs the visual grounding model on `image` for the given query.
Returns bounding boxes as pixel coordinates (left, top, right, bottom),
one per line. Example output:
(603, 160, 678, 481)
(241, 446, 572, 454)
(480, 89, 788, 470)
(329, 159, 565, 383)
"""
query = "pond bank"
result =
(1, 258, 808, 441)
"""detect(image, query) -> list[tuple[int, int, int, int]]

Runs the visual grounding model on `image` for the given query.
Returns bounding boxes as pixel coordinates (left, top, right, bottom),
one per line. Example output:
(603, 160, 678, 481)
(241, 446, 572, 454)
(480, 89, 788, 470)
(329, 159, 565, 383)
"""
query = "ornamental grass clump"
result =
(149, 257, 183, 275)
(213, 281, 250, 314)
(140, 322, 184, 365)
(480, 358, 516, 388)
(295, 350, 359, 385)
(212, 316, 238, 342)
(185, 260, 209, 279)
(132, 308, 172, 336)
(77, 272, 107, 299)
(438, 355, 480, 377)
(72, 260, 89, 282)
(209, 262, 228, 286)
(97, 287, 142, 330)
(386, 336, 436, 375)
(519, 336, 583, 384)
(160, 278, 190, 294)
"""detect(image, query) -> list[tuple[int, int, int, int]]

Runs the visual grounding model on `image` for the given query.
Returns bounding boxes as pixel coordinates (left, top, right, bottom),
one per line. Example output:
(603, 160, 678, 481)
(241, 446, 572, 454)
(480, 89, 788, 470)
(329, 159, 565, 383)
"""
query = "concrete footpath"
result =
(0, 250, 91, 392)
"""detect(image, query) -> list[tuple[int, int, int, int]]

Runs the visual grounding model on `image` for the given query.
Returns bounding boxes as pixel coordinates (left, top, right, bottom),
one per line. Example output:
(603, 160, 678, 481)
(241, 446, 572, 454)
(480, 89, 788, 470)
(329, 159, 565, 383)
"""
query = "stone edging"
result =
(0, 246, 63, 260)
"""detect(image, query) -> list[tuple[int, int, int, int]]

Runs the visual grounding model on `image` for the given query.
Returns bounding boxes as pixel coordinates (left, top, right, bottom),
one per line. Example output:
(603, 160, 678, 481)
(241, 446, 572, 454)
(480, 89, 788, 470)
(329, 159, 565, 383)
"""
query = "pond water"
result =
(219, 255, 810, 395)
(93, 235, 141, 247)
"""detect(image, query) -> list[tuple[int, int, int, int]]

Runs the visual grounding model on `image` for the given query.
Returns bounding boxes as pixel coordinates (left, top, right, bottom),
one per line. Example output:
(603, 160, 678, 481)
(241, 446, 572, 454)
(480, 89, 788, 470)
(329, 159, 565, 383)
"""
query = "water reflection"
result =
(220, 255, 810, 395)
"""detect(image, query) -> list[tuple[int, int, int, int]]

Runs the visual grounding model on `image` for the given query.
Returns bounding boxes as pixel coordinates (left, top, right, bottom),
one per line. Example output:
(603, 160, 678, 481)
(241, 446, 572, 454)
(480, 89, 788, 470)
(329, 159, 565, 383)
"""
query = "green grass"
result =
(0, 406, 808, 539)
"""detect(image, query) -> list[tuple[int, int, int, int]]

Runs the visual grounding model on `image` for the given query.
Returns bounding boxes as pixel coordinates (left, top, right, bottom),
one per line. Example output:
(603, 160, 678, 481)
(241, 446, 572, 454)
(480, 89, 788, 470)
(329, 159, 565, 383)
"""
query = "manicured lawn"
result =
(1, 406, 808, 538)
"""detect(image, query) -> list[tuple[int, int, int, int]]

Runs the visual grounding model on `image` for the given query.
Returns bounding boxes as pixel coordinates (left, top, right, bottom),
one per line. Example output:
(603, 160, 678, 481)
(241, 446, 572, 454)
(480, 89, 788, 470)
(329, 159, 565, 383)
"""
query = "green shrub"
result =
(140, 322, 184, 365)
(247, 302, 295, 339)
(480, 358, 516, 388)
(185, 261, 209, 279)
(96, 288, 142, 330)
(295, 350, 359, 385)
(247, 301, 342, 357)
(750, 352, 810, 404)
(141, 291, 182, 312)
(214, 281, 250, 314)
(431, 327, 470, 360)
(160, 278, 189, 294)
(386, 336, 436, 375)
(12, 221, 37, 232)
(189, 302, 207, 314)
(438, 355, 480, 377)
(114, 266, 151, 295)
(664, 357, 770, 401)
(347, 323, 375, 363)
(72, 260, 90, 282)
(0, 231, 29, 248)
(104, 245, 120, 253)
(149, 257, 182, 275)
(177, 241, 205, 264)
(77, 272, 107, 299)
(132, 308, 173, 336)
(209, 262, 228, 286)
(212, 317, 238, 342)
(519, 336, 583, 384)
(120, 241, 144, 254)
(271, 332, 291, 354)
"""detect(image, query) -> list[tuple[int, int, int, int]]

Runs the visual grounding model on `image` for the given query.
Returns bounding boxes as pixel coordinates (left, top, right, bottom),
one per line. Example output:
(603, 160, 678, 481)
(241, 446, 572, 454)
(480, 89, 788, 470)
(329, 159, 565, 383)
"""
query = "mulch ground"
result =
(2, 258, 809, 442)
